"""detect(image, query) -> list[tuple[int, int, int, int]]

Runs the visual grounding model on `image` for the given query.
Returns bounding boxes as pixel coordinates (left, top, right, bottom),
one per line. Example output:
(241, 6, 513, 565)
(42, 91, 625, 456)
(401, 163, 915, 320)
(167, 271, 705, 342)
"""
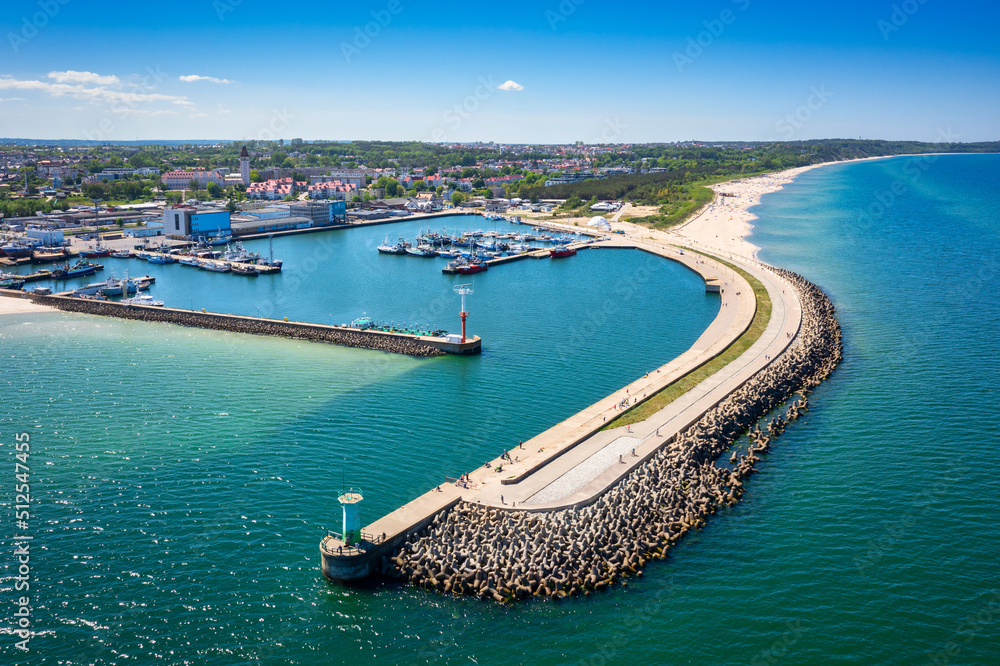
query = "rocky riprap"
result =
(31, 295, 444, 357)
(388, 268, 843, 601)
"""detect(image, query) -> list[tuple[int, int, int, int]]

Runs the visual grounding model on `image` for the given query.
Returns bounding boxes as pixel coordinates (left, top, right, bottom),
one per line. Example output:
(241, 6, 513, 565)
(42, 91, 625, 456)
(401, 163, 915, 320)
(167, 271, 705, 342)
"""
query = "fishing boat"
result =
(405, 244, 437, 257)
(256, 236, 283, 270)
(198, 233, 233, 247)
(51, 260, 103, 279)
(1, 241, 34, 258)
(231, 263, 259, 276)
(377, 237, 410, 255)
(444, 256, 488, 275)
(76, 275, 138, 297)
(0, 275, 25, 290)
(436, 248, 460, 258)
(146, 254, 177, 264)
(178, 256, 201, 266)
(198, 260, 231, 273)
(102, 276, 139, 297)
(222, 242, 261, 264)
(457, 260, 488, 274)
(80, 246, 111, 258)
(549, 247, 577, 258)
(122, 293, 164, 307)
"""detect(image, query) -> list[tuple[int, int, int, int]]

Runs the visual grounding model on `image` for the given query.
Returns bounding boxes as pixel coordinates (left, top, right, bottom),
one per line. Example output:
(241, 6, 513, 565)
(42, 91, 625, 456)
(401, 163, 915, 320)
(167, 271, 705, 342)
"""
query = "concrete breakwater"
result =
(29, 294, 480, 357)
(386, 268, 842, 601)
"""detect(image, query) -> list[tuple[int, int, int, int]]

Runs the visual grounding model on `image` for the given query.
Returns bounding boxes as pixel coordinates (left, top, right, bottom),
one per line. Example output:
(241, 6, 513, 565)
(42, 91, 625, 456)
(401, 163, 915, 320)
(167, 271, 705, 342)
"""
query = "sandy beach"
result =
(0, 294, 55, 315)
(614, 154, 938, 261)
(666, 163, 825, 260)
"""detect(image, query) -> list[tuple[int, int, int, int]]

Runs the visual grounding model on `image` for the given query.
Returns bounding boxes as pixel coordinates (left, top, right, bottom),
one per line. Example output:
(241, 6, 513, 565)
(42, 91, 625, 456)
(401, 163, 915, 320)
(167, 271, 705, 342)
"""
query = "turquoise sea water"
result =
(1, 217, 717, 664)
(3, 156, 1000, 665)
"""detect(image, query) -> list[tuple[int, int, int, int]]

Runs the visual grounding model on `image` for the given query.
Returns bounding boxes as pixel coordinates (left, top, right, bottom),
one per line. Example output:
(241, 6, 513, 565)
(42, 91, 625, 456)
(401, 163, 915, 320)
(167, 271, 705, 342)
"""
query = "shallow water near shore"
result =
(3, 156, 1000, 664)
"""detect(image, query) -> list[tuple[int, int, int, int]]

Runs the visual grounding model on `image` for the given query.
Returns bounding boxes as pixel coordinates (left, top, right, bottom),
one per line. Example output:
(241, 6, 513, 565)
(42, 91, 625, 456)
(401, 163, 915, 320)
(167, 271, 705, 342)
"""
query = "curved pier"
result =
(319, 239, 841, 598)
(387, 269, 840, 600)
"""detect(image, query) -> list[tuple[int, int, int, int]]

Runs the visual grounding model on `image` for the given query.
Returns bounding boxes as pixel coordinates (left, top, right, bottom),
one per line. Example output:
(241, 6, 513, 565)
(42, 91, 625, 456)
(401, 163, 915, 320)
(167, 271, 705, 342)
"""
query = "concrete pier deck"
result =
(321, 236, 804, 579)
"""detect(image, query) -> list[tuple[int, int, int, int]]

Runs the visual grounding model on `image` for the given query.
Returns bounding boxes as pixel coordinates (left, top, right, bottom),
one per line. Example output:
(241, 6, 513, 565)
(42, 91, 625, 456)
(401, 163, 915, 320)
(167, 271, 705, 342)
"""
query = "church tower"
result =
(239, 145, 251, 186)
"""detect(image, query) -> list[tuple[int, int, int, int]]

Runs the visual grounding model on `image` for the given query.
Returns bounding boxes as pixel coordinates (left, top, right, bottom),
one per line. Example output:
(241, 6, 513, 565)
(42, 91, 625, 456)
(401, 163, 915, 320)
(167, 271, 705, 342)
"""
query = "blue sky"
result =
(1, 0, 998, 143)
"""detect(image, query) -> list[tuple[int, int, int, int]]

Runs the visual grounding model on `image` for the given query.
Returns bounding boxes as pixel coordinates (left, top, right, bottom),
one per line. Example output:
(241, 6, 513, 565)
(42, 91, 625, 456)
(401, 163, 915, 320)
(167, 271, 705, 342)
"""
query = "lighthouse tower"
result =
(338, 490, 364, 546)
(239, 145, 251, 186)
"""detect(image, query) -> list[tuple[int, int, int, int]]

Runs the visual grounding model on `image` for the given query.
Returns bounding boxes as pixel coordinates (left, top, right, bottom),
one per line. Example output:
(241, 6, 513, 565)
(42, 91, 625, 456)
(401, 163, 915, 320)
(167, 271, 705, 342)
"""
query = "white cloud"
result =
(179, 74, 233, 84)
(173, 99, 195, 107)
(0, 76, 189, 106)
(188, 112, 209, 119)
(110, 108, 177, 116)
(48, 70, 121, 86)
(0, 97, 25, 102)
(497, 80, 524, 91)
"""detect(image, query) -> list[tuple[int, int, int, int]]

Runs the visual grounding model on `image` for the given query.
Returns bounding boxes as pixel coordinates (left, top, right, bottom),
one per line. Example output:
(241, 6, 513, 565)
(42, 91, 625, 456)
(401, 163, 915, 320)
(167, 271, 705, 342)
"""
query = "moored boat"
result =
(147, 254, 177, 264)
(198, 260, 231, 272)
(52, 260, 103, 279)
(457, 261, 488, 274)
(122, 293, 164, 307)
(550, 247, 577, 258)
(0, 276, 25, 290)
(231, 263, 259, 276)
(405, 244, 437, 257)
(377, 237, 410, 255)
(1, 242, 34, 258)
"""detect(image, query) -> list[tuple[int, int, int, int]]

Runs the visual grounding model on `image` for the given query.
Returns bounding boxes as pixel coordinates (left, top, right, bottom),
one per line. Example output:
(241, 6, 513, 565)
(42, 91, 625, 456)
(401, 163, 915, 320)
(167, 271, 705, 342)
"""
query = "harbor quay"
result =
(319, 238, 811, 585)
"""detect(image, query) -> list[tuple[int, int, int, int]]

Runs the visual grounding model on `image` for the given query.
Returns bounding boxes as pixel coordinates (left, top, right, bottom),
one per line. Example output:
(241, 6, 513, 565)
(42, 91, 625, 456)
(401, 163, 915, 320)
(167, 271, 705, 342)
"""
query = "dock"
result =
(22, 290, 482, 356)
(17, 270, 55, 283)
(440, 240, 599, 273)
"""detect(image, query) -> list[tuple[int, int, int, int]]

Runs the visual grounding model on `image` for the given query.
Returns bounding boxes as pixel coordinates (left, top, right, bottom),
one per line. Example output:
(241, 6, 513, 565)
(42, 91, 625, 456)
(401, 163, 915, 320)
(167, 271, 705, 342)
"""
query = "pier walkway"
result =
(323, 235, 804, 576)
(460, 239, 801, 510)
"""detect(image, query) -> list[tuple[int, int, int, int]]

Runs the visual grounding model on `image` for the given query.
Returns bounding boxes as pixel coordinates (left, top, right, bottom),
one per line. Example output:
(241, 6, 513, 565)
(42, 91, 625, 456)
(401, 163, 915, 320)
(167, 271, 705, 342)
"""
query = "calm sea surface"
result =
(3, 156, 999, 664)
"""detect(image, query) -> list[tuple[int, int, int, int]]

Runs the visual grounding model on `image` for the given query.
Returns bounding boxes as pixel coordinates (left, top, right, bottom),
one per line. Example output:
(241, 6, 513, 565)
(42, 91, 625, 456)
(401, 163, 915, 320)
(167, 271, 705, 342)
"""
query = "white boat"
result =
(222, 242, 261, 263)
(405, 244, 437, 257)
(198, 260, 231, 273)
(377, 237, 410, 254)
(122, 293, 164, 307)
